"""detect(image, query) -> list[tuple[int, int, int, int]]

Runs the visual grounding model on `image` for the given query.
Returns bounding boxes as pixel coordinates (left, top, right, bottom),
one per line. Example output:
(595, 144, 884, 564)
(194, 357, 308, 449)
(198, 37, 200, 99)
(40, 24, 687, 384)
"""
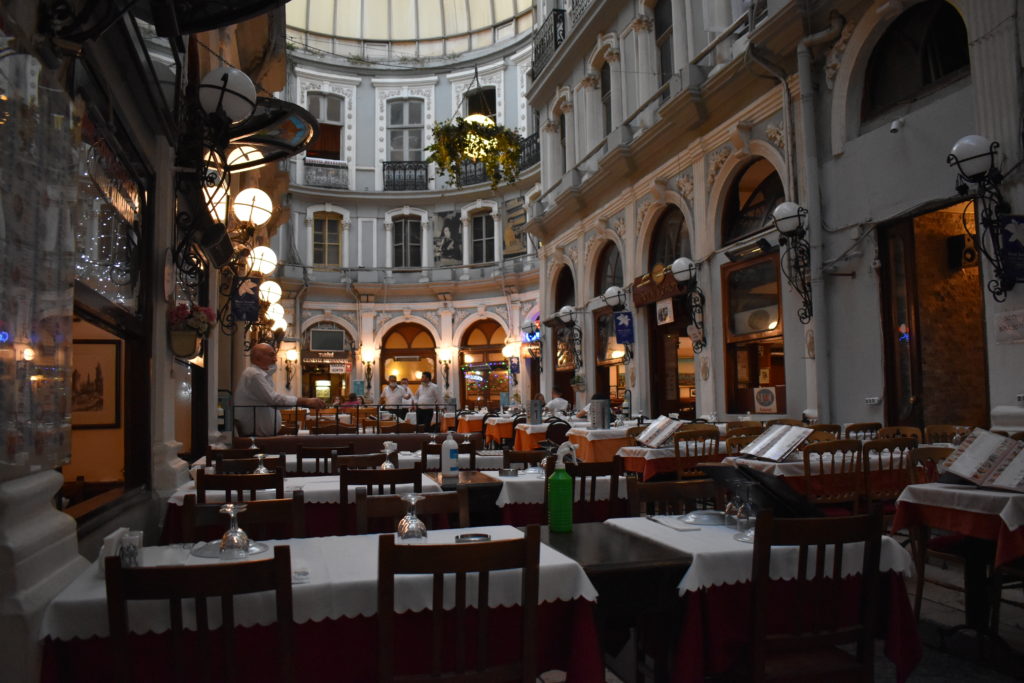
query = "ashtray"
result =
(455, 533, 491, 543)
(681, 510, 726, 526)
(498, 468, 519, 477)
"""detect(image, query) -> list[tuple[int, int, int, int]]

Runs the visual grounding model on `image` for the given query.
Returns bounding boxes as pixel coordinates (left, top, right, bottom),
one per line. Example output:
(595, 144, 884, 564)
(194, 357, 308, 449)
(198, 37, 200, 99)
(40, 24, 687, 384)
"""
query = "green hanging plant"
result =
(427, 117, 523, 190)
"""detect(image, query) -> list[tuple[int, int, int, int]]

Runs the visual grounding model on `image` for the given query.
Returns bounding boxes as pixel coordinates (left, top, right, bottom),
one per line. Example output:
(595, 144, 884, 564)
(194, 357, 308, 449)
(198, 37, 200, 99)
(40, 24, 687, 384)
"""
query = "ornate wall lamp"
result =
(668, 257, 708, 352)
(521, 320, 543, 373)
(600, 285, 634, 363)
(771, 202, 813, 323)
(556, 305, 585, 369)
(947, 134, 1017, 301)
(283, 347, 299, 390)
(500, 340, 522, 402)
(436, 346, 457, 393)
(359, 345, 380, 394)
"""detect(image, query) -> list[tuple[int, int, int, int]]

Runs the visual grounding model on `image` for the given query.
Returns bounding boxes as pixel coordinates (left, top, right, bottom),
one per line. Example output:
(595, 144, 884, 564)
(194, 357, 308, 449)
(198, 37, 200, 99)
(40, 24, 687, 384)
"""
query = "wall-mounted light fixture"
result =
(771, 202, 813, 323)
(947, 134, 1016, 301)
(556, 305, 584, 369)
(500, 340, 521, 400)
(284, 347, 299, 390)
(521, 320, 543, 373)
(435, 346, 457, 393)
(600, 285, 634, 363)
(360, 345, 380, 395)
(669, 257, 708, 352)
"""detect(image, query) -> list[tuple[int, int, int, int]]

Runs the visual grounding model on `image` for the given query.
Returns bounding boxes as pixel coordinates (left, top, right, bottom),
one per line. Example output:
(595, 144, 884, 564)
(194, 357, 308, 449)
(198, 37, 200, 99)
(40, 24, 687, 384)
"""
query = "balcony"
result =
(383, 161, 429, 191)
(458, 160, 489, 187)
(531, 9, 565, 80)
(303, 158, 349, 189)
(568, 0, 594, 28)
(519, 132, 540, 170)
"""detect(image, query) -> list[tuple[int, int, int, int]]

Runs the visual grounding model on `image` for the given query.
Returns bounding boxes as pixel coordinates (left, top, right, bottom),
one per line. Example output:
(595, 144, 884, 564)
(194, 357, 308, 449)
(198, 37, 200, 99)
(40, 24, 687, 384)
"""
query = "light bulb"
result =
(198, 66, 257, 124)
(226, 145, 265, 171)
(258, 280, 282, 303)
(246, 246, 278, 275)
(265, 303, 285, 321)
(270, 317, 288, 332)
(232, 188, 274, 226)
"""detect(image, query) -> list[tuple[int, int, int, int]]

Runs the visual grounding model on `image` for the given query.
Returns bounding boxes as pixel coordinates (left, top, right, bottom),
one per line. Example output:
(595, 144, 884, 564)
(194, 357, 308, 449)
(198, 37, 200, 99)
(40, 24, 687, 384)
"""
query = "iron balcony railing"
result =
(519, 132, 540, 169)
(458, 160, 489, 186)
(303, 158, 349, 189)
(568, 0, 594, 28)
(532, 9, 565, 80)
(382, 160, 429, 191)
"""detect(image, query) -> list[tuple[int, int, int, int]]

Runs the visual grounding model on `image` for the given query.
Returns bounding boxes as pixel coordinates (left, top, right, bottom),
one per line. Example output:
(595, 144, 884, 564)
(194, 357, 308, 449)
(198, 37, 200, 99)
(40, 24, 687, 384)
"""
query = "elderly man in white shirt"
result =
(545, 388, 570, 415)
(380, 374, 412, 420)
(233, 343, 325, 436)
(413, 371, 445, 432)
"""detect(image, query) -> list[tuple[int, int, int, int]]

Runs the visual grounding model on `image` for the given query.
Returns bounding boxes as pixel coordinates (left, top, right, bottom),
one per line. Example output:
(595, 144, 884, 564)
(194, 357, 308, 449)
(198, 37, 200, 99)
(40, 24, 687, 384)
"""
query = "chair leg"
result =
(911, 524, 927, 619)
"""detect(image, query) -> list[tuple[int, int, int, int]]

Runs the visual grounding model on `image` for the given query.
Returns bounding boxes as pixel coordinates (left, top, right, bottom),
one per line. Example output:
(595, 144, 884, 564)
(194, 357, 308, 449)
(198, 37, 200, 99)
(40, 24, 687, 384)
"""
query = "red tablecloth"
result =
(42, 598, 602, 683)
(892, 501, 1024, 567)
(672, 572, 921, 682)
(620, 454, 679, 480)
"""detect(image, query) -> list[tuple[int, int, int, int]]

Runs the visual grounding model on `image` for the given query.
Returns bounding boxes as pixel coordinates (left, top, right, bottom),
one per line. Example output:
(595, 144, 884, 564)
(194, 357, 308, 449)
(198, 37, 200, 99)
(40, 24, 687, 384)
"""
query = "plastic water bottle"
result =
(442, 431, 459, 480)
(547, 457, 573, 533)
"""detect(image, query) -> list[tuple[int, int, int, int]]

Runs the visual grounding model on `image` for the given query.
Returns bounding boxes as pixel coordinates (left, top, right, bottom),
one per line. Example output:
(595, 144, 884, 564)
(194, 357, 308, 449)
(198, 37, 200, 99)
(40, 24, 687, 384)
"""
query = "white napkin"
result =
(96, 527, 129, 577)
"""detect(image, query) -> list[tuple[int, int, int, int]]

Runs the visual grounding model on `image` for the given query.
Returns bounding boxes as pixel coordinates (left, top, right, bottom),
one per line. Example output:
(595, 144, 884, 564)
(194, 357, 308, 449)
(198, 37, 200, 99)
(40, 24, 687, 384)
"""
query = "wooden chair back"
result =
(811, 423, 842, 438)
(800, 440, 866, 513)
(355, 488, 469, 534)
(844, 422, 881, 440)
(725, 420, 761, 434)
(625, 425, 646, 446)
(339, 465, 423, 532)
(748, 511, 881, 683)
(876, 426, 923, 443)
(213, 456, 284, 475)
(805, 429, 837, 444)
(672, 426, 723, 478)
(723, 425, 763, 438)
(310, 423, 359, 435)
(376, 526, 540, 683)
(1010, 431, 1024, 441)
(297, 444, 354, 475)
(565, 458, 624, 519)
(181, 492, 306, 543)
(861, 437, 917, 505)
(331, 453, 388, 472)
(105, 546, 294, 683)
(395, 422, 419, 433)
(725, 435, 756, 456)
(195, 470, 284, 504)
(627, 478, 719, 516)
(280, 409, 306, 430)
(765, 418, 803, 427)
(923, 424, 972, 444)
(909, 446, 954, 484)
(501, 449, 548, 469)
(207, 447, 260, 460)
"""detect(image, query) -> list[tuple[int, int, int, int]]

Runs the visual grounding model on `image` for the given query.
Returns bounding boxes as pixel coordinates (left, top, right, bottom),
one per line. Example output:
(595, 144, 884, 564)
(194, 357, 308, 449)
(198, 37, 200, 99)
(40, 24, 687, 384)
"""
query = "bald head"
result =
(250, 343, 277, 370)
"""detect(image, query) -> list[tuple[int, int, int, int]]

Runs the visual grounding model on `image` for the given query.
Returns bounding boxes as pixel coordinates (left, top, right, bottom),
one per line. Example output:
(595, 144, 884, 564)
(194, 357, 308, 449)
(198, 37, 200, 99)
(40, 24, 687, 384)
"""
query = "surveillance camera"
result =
(890, 118, 905, 134)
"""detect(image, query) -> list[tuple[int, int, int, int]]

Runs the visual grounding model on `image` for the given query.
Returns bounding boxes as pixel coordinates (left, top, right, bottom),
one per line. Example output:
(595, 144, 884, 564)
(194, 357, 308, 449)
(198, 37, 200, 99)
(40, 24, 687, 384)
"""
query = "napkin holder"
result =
(96, 527, 129, 577)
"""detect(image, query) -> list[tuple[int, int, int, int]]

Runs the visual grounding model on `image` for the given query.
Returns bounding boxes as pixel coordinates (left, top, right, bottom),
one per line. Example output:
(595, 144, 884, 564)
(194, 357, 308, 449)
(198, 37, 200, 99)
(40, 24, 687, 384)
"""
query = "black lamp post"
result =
(771, 202, 813, 323)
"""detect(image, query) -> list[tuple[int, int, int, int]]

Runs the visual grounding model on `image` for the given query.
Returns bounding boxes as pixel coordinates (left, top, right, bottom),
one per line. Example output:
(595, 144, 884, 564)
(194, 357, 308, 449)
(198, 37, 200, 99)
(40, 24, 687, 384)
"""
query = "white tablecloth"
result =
(168, 474, 442, 506)
(896, 482, 1024, 532)
(566, 426, 630, 442)
(394, 450, 504, 470)
(515, 423, 549, 436)
(617, 442, 719, 461)
(605, 516, 914, 594)
(40, 526, 598, 641)
(493, 473, 627, 507)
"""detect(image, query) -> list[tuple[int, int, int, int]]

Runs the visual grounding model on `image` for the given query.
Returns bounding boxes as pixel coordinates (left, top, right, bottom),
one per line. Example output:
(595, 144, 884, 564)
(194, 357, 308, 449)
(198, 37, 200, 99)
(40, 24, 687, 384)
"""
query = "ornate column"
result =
(383, 220, 394, 269)
(629, 15, 656, 107)
(342, 218, 351, 269)
(541, 119, 562, 191)
(606, 48, 624, 127)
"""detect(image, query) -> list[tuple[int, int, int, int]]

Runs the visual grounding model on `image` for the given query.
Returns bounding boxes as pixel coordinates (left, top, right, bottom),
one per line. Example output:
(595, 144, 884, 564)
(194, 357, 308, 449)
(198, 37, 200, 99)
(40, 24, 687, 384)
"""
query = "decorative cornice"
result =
(765, 124, 785, 150)
(675, 173, 694, 202)
(707, 146, 732, 190)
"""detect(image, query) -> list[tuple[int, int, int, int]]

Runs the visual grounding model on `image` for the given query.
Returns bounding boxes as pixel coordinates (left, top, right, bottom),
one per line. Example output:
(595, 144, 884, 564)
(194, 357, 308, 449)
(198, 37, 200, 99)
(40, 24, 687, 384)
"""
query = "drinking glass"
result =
(249, 436, 258, 450)
(219, 503, 251, 559)
(735, 484, 757, 542)
(253, 453, 271, 474)
(461, 432, 472, 445)
(397, 493, 427, 542)
(724, 493, 740, 528)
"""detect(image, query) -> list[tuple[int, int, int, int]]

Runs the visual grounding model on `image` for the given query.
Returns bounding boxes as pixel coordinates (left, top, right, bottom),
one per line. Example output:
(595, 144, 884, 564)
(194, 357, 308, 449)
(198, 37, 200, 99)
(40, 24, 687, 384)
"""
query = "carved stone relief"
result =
(765, 124, 785, 150)
(675, 174, 694, 203)
(825, 20, 856, 90)
(707, 146, 732, 190)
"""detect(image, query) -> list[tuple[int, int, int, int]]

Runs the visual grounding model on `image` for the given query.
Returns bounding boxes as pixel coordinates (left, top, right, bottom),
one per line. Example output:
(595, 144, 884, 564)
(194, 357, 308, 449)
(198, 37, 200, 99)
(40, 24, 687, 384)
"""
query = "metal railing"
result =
(458, 159, 489, 186)
(232, 403, 456, 437)
(531, 9, 565, 80)
(303, 158, 349, 189)
(568, 0, 594, 28)
(383, 161, 430, 191)
(519, 132, 540, 169)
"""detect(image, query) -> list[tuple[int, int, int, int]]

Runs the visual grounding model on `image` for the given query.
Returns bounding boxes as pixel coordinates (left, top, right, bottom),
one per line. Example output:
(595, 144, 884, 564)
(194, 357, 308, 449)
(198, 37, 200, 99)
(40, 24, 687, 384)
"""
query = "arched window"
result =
(594, 242, 622, 296)
(721, 159, 784, 244)
(648, 206, 691, 269)
(554, 265, 576, 310)
(381, 322, 437, 393)
(312, 211, 343, 266)
(862, 0, 969, 121)
(553, 265, 577, 373)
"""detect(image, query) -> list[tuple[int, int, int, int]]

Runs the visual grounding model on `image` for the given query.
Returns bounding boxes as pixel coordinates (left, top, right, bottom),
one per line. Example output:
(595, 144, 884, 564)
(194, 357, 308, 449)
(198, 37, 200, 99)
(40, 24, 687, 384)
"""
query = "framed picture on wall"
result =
(72, 340, 121, 429)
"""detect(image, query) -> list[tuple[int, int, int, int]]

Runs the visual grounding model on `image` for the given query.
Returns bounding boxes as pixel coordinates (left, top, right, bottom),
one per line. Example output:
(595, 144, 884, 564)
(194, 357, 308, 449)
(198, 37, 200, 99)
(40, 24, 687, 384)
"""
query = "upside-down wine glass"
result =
(397, 493, 427, 542)
(253, 453, 271, 474)
(219, 503, 251, 559)
(461, 432, 472, 445)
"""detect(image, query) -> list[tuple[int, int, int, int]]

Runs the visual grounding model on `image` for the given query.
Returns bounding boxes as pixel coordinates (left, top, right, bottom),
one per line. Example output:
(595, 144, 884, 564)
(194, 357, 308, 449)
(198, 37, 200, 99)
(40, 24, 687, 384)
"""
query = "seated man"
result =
(545, 388, 569, 415)
(233, 343, 325, 436)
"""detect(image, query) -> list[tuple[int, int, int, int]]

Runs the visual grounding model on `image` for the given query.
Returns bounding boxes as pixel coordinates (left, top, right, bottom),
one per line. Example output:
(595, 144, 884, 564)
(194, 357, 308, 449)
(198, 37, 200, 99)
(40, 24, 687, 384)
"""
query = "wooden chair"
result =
(355, 488, 469, 534)
(181, 491, 306, 543)
(280, 408, 306, 429)
(310, 423, 359, 435)
(420, 440, 477, 471)
(295, 444, 355, 475)
(811, 423, 842, 438)
(627, 478, 719, 516)
(395, 422, 419, 434)
(671, 425, 723, 478)
(723, 425, 763, 438)
(725, 420, 761, 434)
(909, 446, 953, 485)
(339, 465, 423, 532)
(105, 545, 294, 683)
(544, 419, 571, 446)
(844, 422, 881, 440)
(876, 426, 923, 443)
(207, 447, 260, 460)
(746, 510, 881, 683)
(331, 453, 388, 472)
(923, 424, 972, 444)
(565, 458, 624, 520)
(800, 440, 866, 515)
(625, 425, 646, 446)
(861, 437, 917, 518)
(195, 470, 284, 504)
(501, 449, 548, 469)
(377, 420, 400, 434)
(213, 456, 284, 474)
(725, 435, 756, 456)
(805, 429, 838, 444)
(377, 525, 539, 683)
(765, 418, 803, 427)
(1010, 431, 1024, 441)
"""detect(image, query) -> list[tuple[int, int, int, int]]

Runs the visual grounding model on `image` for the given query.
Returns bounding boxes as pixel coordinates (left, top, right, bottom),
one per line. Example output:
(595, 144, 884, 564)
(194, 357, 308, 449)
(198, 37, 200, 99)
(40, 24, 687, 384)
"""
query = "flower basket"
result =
(167, 303, 216, 357)
(169, 329, 200, 358)
(427, 117, 522, 190)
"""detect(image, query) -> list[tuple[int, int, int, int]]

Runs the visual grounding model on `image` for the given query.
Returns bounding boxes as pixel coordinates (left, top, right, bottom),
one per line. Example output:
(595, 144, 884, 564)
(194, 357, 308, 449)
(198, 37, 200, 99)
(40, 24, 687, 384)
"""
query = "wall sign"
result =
(655, 298, 675, 325)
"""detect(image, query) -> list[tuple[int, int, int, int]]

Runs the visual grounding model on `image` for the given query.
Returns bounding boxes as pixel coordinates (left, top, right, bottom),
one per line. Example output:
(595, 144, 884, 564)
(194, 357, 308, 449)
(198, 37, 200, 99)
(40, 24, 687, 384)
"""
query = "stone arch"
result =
(829, 0, 967, 157)
(547, 256, 577, 313)
(586, 33, 619, 72)
(299, 313, 358, 343)
(373, 315, 440, 349)
(706, 140, 788, 249)
(452, 312, 509, 348)
(583, 234, 625, 302)
(636, 196, 695, 272)
(383, 205, 430, 223)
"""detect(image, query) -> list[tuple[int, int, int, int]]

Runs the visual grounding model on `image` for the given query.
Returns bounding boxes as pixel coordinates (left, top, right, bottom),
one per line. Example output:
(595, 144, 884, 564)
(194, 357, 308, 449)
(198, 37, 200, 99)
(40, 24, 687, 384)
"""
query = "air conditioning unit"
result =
(731, 305, 779, 336)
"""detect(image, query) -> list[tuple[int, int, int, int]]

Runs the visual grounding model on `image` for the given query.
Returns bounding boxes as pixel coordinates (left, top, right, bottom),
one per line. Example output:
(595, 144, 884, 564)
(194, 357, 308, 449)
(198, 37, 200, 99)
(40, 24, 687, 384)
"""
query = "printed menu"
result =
(740, 424, 815, 462)
(636, 415, 683, 448)
(942, 428, 1024, 492)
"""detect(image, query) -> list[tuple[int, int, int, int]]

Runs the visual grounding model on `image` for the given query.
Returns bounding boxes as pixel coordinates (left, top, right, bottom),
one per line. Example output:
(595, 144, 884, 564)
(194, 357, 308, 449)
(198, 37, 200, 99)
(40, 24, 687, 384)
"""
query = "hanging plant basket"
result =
(427, 117, 523, 190)
(169, 329, 201, 358)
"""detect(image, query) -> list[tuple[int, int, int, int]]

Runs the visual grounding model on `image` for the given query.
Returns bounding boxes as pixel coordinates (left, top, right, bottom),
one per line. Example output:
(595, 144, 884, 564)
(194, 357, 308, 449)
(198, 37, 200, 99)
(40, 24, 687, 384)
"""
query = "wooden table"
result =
(425, 470, 504, 526)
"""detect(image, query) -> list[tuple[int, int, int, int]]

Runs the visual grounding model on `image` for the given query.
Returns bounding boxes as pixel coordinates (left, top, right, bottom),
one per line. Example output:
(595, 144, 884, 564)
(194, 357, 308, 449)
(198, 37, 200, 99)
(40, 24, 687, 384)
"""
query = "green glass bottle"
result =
(547, 457, 573, 533)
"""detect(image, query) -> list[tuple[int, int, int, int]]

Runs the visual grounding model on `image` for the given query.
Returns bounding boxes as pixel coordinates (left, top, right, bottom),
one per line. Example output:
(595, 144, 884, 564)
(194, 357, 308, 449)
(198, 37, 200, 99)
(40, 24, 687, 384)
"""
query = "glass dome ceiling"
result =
(286, 0, 534, 60)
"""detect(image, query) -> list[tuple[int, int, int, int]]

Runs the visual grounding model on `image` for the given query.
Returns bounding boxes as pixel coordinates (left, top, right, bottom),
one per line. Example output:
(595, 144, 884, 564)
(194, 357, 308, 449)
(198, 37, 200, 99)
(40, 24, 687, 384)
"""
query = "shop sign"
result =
(329, 364, 345, 374)
(614, 311, 634, 343)
(631, 267, 682, 307)
(231, 277, 260, 321)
